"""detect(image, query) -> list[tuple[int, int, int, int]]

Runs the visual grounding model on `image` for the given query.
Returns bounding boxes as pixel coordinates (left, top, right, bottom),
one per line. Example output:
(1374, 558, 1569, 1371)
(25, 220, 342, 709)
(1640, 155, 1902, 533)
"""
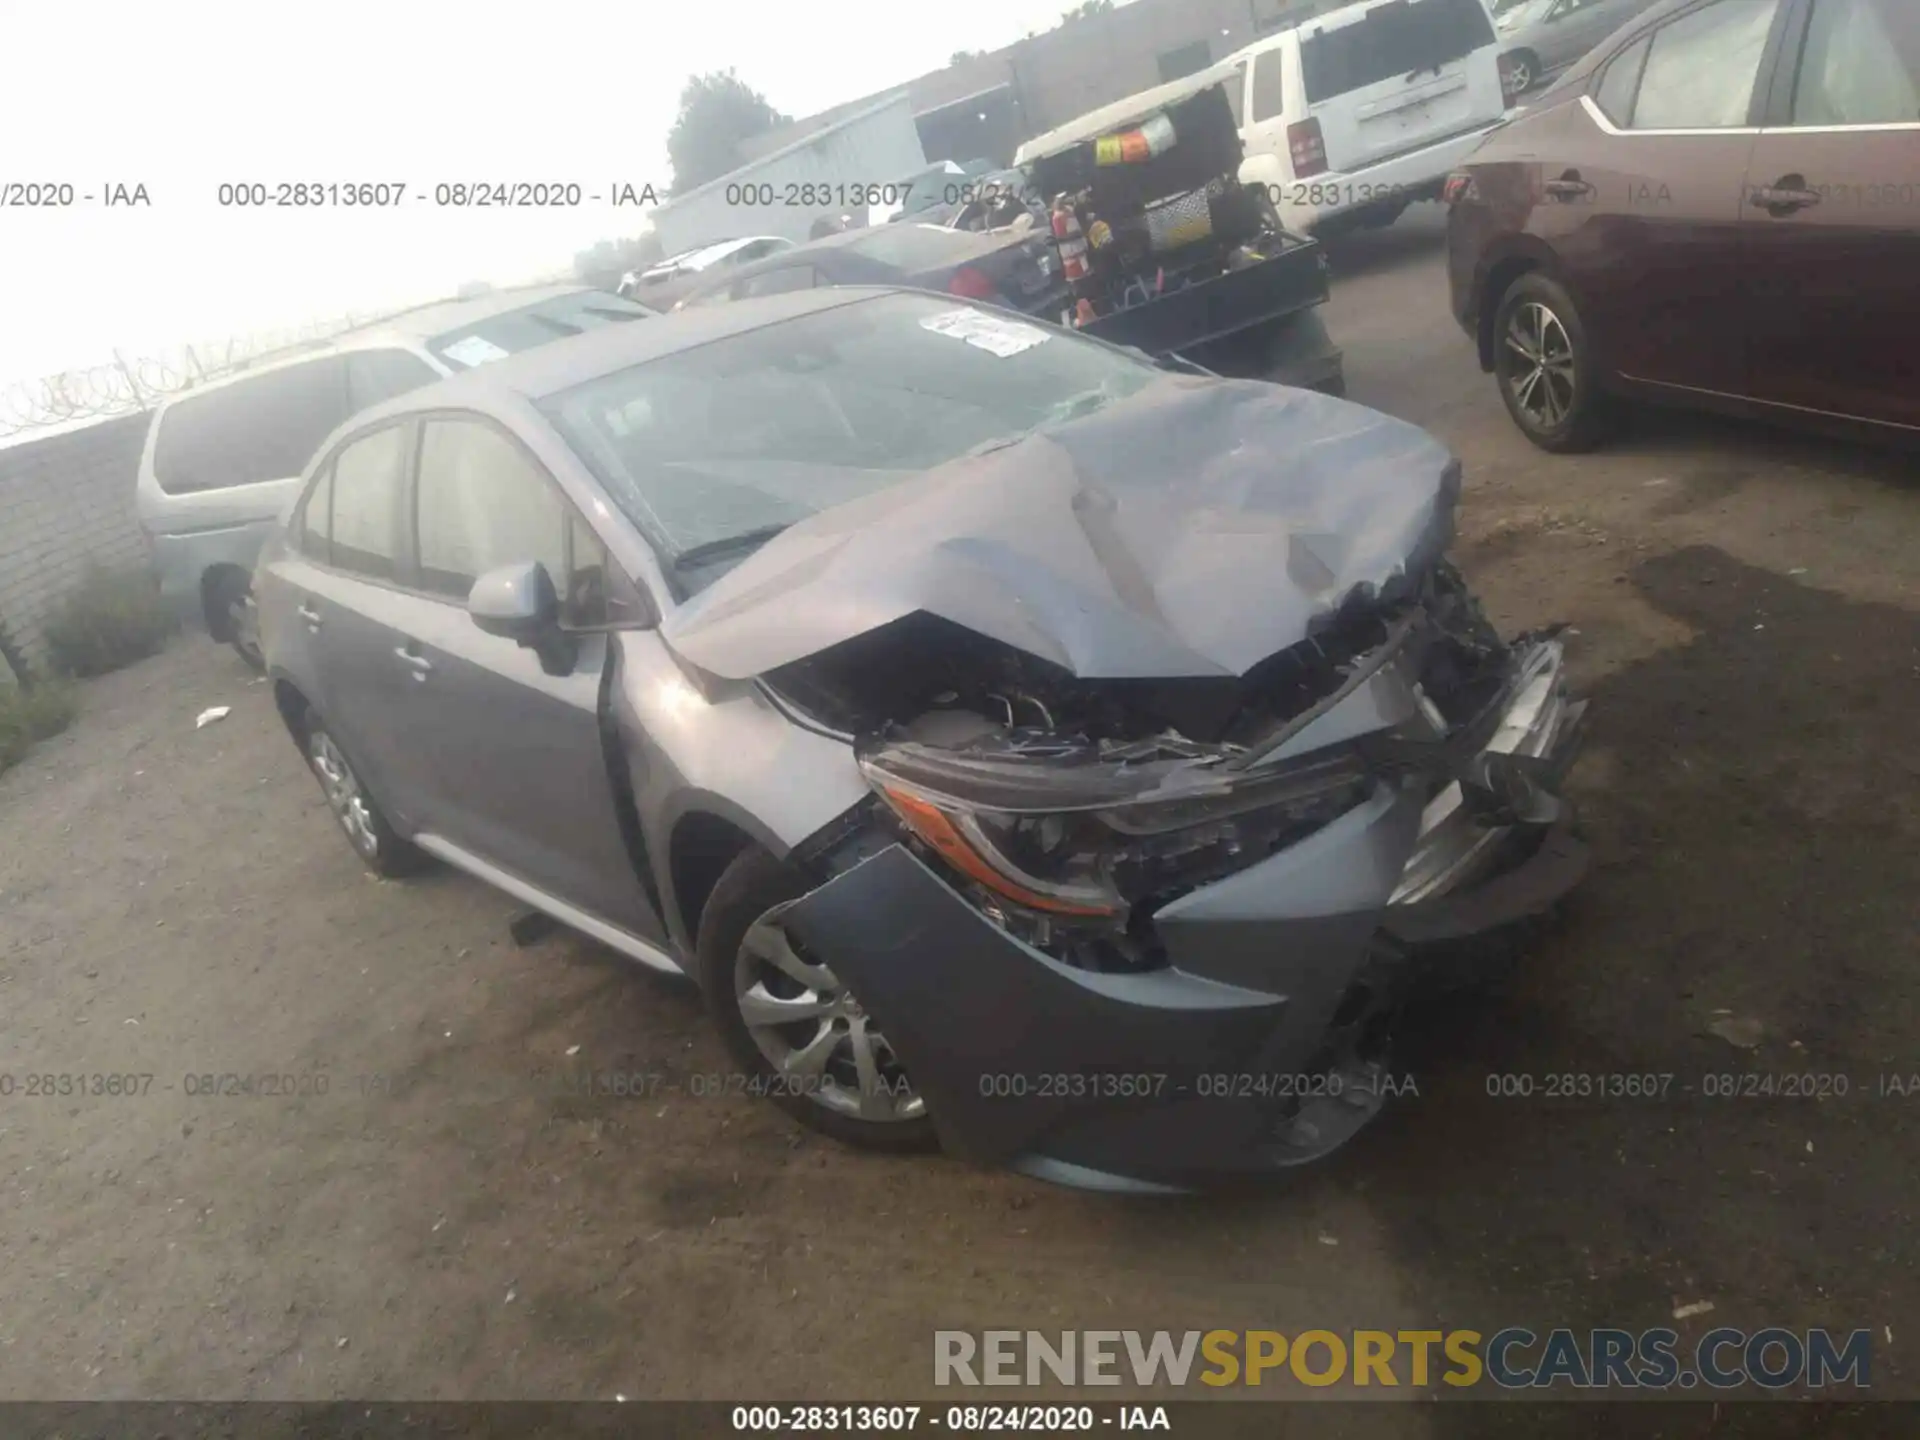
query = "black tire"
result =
(301, 705, 427, 878)
(211, 570, 265, 673)
(1503, 49, 1538, 96)
(1259, 309, 1345, 393)
(1356, 198, 1410, 231)
(1492, 271, 1615, 453)
(695, 848, 938, 1153)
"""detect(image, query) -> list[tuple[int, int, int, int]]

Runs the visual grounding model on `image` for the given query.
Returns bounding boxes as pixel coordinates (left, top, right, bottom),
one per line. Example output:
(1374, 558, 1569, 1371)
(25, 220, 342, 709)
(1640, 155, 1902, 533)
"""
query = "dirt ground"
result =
(2, 208, 1917, 1431)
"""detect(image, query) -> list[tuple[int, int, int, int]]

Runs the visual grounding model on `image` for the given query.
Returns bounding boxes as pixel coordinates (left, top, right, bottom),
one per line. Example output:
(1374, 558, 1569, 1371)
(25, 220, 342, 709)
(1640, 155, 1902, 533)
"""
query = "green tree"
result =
(1057, 0, 1114, 23)
(665, 71, 791, 196)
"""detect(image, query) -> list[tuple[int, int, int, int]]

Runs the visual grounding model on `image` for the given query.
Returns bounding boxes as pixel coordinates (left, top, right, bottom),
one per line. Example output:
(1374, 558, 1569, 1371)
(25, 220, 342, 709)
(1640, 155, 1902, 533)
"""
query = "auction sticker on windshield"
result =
(920, 307, 1050, 358)
(441, 334, 513, 368)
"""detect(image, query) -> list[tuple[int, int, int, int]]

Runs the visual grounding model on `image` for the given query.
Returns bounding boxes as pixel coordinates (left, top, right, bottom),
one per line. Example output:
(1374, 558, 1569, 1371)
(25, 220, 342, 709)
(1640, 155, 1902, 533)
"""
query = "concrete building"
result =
(740, 0, 1353, 171)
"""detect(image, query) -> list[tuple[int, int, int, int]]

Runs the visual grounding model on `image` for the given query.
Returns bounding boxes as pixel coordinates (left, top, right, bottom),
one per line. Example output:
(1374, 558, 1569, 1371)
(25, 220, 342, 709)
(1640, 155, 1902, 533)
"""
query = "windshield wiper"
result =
(670, 523, 793, 571)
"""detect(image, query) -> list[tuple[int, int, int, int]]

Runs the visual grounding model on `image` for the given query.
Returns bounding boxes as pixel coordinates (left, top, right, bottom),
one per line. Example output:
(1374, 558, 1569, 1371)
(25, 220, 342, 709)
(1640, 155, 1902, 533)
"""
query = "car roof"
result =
(349, 285, 896, 419)
(150, 283, 608, 408)
(671, 224, 1019, 306)
(647, 236, 786, 274)
(666, 228, 901, 301)
(336, 283, 603, 341)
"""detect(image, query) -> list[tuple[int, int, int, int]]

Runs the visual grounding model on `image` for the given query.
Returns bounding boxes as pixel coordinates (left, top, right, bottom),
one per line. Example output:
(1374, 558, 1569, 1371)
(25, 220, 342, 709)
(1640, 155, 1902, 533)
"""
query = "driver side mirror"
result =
(468, 561, 579, 676)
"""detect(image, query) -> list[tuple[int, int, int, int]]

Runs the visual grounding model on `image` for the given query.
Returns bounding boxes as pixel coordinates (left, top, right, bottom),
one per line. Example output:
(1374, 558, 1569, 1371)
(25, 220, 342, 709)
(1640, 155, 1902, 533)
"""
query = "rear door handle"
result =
(297, 603, 323, 629)
(1749, 175, 1821, 214)
(1545, 172, 1594, 201)
(393, 645, 434, 679)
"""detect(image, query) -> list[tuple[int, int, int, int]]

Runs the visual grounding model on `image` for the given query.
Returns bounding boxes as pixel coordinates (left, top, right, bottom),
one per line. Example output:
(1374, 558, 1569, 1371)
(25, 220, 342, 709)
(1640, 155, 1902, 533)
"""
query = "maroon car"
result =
(1445, 0, 1919, 451)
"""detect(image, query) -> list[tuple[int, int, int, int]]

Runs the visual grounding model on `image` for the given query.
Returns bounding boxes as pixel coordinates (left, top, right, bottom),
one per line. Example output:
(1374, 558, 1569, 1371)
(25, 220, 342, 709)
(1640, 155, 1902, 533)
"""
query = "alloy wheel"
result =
(309, 731, 380, 860)
(1503, 301, 1577, 431)
(1505, 56, 1532, 93)
(733, 901, 925, 1124)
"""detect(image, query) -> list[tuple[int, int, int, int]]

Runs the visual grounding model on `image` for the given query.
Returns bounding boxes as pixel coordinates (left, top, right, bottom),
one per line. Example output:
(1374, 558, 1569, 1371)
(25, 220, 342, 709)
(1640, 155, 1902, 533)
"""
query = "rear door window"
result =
(1789, 0, 1920, 126)
(1301, 0, 1497, 102)
(1629, 0, 1780, 129)
(151, 354, 353, 496)
(1250, 49, 1288, 121)
(327, 423, 410, 580)
(1593, 33, 1651, 125)
(730, 239, 793, 264)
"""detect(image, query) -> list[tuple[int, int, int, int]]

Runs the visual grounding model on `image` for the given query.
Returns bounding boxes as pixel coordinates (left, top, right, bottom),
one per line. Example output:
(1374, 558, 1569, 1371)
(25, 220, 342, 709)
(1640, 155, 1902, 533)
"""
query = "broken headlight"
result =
(857, 737, 1371, 922)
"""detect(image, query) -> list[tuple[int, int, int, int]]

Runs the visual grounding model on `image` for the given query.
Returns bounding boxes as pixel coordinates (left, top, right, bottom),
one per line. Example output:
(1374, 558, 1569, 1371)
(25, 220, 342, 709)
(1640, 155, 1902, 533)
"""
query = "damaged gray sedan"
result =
(255, 286, 1588, 1192)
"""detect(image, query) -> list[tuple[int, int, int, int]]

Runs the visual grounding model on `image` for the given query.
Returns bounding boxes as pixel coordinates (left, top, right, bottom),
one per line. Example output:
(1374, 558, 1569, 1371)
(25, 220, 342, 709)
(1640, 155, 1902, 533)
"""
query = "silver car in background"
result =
(1495, 0, 1663, 92)
(616, 237, 795, 310)
(134, 286, 653, 668)
(255, 286, 1589, 1192)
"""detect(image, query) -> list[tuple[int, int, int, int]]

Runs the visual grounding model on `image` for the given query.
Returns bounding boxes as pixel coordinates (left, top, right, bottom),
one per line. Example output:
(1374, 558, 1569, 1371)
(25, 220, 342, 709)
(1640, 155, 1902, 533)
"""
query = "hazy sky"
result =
(0, 0, 1074, 387)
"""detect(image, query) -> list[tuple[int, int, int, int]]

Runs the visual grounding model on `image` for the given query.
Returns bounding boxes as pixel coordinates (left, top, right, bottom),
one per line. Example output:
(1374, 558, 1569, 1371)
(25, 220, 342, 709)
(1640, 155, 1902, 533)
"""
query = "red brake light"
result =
(1287, 118, 1328, 180)
(947, 266, 999, 300)
(1442, 172, 1479, 206)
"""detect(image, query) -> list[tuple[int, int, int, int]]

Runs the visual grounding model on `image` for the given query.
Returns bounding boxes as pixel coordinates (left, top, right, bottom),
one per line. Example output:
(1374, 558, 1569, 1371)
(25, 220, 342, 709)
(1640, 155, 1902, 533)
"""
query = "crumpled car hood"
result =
(660, 377, 1460, 682)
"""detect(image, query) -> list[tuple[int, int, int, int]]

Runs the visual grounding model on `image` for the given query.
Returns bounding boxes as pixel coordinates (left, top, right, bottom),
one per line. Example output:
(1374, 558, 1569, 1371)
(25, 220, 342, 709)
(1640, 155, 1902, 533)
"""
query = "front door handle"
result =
(1749, 174, 1821, 215)
(1544, 174, 1594, 201)
(393, 645, 434, 680)
(297, 603, 323, 629)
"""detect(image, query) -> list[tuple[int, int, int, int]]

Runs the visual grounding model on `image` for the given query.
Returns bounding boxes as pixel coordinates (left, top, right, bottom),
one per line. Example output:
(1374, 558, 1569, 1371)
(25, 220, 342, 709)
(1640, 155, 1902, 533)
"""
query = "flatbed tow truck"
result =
(1005, 61, 1345, 393)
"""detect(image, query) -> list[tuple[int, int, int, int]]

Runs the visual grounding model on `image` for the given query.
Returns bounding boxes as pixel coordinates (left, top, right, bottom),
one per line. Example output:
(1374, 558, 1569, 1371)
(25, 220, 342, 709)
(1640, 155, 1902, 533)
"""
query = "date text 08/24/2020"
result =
(5, 1069, 1919, 1102)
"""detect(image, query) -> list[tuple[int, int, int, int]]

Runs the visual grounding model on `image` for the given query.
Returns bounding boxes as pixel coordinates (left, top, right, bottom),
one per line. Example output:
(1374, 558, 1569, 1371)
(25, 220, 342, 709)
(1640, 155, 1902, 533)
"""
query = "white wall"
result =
(651, 99, 929, 255)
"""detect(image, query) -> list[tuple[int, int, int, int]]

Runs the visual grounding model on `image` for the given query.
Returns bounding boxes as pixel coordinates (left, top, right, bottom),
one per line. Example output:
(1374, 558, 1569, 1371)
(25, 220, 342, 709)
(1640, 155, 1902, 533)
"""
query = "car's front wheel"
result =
(696, 847, 937, 1153)
(303, 706, 426, 878)
(1492, 272, 1614, 453)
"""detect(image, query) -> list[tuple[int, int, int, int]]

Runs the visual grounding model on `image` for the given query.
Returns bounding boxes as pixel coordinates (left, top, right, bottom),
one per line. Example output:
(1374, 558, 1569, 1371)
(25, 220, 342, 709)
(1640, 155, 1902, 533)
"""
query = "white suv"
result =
(1225, 0, 1514, 236)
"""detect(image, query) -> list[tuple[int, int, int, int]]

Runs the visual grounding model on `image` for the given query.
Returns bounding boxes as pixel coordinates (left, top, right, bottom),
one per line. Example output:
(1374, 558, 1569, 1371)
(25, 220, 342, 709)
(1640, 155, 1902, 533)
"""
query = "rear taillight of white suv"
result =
(1288, 119, 1329, 180)
(1442, 172, 1479, 207)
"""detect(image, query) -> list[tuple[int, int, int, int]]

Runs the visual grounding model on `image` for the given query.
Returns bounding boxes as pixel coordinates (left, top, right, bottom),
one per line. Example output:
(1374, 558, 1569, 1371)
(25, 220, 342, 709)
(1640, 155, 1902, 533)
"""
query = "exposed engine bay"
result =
(766, 561, 1520, 974)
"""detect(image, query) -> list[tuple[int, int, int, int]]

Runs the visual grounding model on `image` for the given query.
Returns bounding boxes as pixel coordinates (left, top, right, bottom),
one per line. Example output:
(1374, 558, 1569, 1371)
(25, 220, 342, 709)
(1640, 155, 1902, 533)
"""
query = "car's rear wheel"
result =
(1493, 272, 1614, 453)
(1502, 50, 1538, 95)
(303, 706, 426, 878)
(696, 847, 937, 1153)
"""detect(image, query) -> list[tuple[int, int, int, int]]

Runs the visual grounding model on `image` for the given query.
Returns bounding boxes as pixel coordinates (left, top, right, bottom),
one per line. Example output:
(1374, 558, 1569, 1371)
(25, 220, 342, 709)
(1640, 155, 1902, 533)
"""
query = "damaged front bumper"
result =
(781, 636, 1588, 1193)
